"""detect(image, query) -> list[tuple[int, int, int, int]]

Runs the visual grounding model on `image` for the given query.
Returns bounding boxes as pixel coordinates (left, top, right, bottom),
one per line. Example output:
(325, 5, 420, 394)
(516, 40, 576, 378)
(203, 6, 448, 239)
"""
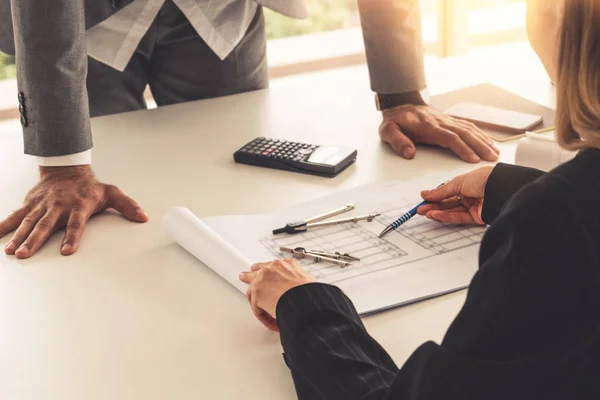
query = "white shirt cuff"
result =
(37, 150, 92, 167)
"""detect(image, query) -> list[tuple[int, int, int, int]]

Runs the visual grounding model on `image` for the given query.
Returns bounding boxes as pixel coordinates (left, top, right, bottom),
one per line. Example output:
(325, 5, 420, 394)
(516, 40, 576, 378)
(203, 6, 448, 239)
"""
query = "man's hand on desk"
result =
(1, 166, 148, 259)
(379, 105, 500, 163)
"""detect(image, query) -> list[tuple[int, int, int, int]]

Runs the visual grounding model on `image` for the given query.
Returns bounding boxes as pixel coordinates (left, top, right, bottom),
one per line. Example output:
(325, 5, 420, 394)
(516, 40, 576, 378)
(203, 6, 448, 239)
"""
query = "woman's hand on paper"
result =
(239, 259, 316, 332)
(417, 166, 494, 225)
(379, 105, 500, 163)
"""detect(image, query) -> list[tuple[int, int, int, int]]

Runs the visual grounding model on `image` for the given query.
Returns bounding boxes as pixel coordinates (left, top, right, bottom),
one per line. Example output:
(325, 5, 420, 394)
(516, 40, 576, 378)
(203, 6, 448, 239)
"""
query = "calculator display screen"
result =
(308, 146, 349, 166)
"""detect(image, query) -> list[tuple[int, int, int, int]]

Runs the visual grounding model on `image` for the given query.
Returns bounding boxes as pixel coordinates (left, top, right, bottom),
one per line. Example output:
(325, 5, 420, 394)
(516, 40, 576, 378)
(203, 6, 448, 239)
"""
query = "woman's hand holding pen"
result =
(417, 166, 494, 225)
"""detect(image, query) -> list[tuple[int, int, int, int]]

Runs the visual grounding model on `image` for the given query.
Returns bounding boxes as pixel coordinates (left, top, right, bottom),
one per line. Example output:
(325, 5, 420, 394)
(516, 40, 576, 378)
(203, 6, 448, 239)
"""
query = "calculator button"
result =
(298, 148, 313, 155)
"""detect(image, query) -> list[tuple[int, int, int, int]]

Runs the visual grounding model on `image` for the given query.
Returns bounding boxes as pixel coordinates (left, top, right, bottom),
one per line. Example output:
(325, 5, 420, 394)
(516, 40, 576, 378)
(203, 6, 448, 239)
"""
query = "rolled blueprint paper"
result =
(515, 133, 577, 172)
(163, 207, 252, 293)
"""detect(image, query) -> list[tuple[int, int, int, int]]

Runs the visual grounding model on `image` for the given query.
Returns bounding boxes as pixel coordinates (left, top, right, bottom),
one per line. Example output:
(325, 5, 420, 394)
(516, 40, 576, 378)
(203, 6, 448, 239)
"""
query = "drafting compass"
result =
(279, 246, 360, 268)
(272, 204, 380, 235)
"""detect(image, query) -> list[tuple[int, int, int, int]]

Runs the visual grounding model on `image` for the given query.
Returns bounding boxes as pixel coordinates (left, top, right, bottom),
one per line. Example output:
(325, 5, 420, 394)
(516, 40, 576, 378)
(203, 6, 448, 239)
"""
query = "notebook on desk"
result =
(430, 83, 556, 142)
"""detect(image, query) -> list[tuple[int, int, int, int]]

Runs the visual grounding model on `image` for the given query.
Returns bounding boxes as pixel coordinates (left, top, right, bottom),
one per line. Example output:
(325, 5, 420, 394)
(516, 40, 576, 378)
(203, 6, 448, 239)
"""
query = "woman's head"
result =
(556, 0, 600, 150)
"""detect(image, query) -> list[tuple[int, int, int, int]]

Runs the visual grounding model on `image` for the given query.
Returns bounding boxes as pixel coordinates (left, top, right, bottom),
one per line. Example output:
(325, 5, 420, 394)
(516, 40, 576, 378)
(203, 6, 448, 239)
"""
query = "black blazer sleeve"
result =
(481, 163, 545, 225)
(276, 283, 399, 400)
(276, 168, 599, 399)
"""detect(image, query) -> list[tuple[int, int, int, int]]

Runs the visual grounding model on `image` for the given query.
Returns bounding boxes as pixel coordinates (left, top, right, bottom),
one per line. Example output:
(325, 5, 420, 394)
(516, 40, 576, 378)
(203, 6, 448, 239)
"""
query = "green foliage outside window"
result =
(0, 52, 15, 80)
(264, 0, 357, 40)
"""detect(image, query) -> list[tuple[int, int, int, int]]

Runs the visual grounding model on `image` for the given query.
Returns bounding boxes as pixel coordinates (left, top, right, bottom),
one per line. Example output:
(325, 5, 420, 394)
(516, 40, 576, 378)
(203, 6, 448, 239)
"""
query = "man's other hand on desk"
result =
(379, 105, 500, 163)
(1, 166, 148, 259)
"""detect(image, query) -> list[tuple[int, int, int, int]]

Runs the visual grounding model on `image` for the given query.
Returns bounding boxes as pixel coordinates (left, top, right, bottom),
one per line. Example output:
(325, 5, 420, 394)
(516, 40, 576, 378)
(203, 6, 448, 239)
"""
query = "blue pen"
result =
(378, 200, 429, 238)
(378, 181, 448, 238)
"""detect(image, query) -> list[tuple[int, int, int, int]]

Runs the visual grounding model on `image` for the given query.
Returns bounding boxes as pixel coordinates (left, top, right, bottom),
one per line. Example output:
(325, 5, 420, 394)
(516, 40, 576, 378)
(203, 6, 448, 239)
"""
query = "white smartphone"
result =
(445, 103, 543, 133)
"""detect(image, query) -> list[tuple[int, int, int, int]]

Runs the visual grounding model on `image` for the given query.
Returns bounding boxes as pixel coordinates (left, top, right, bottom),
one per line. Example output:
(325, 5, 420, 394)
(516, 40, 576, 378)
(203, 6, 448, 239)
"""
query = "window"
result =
(265, 0, 527, 75)
(0, 1, 527, 82)
(439, 0, 527, 56)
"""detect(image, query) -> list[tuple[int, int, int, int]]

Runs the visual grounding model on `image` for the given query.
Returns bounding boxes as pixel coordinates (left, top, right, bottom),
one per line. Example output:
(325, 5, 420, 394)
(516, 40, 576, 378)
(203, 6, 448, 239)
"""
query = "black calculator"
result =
(233, 137, 357, 178)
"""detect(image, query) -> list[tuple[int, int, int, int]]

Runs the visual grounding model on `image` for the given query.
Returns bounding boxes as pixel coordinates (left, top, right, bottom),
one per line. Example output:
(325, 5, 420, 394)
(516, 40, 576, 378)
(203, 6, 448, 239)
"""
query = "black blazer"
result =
(276, 148, 600, 399)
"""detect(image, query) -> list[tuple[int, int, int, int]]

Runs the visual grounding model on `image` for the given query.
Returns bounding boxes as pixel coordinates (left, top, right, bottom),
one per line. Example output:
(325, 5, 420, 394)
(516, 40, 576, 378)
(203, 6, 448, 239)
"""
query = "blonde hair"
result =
(555, 0, 600, 150)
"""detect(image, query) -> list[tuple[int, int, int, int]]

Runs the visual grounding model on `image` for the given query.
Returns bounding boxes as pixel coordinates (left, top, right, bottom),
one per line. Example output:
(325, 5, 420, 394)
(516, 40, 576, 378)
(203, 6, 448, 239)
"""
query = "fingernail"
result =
(5, 241, 14, 250)
(16, 245, 28, 254)
(238, 272, 245, 279)
(421, 190, 431, 196)
(402, 147, 415, 158)
(61, 244, 72, 254)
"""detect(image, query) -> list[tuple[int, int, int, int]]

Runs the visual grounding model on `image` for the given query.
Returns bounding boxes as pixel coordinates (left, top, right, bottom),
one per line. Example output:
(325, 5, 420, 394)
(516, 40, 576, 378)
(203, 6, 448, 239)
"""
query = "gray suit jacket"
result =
(0, 0, 425, 157)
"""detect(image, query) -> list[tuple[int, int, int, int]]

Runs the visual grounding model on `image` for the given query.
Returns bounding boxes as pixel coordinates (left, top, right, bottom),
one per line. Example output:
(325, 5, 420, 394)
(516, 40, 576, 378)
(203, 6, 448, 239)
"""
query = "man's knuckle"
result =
(7, 211, 22, 222)
(22, 216, 38, 225)
(25, 194, 42, 206)
(72, 200, 88, 211)
(67, 222, 82, 231)
(36, 219, 53, 231)
(379, 121, 393, 135)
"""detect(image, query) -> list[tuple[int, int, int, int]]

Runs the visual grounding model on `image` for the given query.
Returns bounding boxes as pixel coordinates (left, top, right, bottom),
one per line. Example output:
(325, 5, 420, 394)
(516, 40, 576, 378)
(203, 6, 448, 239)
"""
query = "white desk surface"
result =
(0, 42, 554, 400)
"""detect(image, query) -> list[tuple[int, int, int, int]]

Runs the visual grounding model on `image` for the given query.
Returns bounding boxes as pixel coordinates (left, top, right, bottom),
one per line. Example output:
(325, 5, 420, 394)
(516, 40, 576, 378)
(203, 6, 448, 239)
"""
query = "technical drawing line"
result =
(259, 201, 485, 284)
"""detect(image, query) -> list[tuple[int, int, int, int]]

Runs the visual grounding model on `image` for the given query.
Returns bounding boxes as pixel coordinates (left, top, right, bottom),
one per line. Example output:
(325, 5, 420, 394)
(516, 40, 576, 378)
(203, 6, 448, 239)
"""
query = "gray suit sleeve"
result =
(11, 0, 92, 157)
(357, 0, 426, 94)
